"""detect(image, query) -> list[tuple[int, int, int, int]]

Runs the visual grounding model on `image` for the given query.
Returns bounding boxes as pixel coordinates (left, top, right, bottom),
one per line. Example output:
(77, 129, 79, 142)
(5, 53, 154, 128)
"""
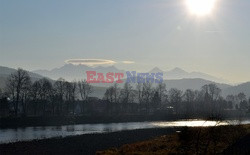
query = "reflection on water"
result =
(0, 119, 249, 144)
(152, 120, 228, 127)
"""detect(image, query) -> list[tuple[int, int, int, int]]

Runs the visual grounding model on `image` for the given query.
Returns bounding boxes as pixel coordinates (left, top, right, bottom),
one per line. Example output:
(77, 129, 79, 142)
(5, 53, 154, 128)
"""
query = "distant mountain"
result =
(34, 64, 229, 84)
(223, 82, 250, 97)
(0, 66, 44, 79)
(33, 64, 124, 81)
(154, 67, 229, 84)
(149, 67, 164, 73)
(0, 76, 6, 90)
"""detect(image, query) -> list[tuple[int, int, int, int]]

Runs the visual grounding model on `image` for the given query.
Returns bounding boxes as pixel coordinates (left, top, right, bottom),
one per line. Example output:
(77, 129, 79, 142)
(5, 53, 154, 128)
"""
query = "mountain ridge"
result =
(33, 64, 229, 84)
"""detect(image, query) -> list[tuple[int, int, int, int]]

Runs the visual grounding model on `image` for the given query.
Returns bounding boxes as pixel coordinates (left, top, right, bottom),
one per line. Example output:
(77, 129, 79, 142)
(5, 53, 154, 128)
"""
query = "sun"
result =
(186, 0, 216, 16)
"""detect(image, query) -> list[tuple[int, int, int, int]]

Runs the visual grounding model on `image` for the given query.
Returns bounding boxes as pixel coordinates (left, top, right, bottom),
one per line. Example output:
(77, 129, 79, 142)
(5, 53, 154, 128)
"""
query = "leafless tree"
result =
(64, 81, 77, 114)
(141, 82, 153, 113)
(201, 84, 221, 101)
(20, 79, 31, 116)
(156, 83, 167, 105)
(183, 89, 195, 115)
(54, 78, 66, 115)
(38, 78, 53, 115)
(78, 80, 92, 101)
(142, 83, 153, 104)
(169, 88, 182, 114)
(78, 80, 92, 114)
(5, 68, 31, 116)
(119, 82, 134, 104)
(201, 84, 222, 115)
(104, 83, 119, 103)
(237, 92, 246, 103)
(30, 81, 41, 115)
(0, 88, 2, 97)
(226, 95, 235, 109)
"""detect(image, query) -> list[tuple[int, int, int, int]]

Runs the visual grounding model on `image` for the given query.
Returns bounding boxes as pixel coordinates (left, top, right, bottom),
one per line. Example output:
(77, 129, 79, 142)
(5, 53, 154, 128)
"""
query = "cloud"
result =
(122, 61, 135, 64)
(177, 26, 182, 31)
(205, 30, 224, 33)
(65, 59, 116, 66)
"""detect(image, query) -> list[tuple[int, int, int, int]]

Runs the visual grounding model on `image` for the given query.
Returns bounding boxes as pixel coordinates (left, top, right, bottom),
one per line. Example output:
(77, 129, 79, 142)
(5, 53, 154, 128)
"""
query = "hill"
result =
(0, 66, 47, 89)
(223, 82, 250, 97)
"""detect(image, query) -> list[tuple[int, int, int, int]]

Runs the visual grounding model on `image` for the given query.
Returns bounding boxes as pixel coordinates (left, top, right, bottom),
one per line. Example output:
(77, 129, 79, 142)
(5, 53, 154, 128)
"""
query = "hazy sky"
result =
(0, 0, 250, 83)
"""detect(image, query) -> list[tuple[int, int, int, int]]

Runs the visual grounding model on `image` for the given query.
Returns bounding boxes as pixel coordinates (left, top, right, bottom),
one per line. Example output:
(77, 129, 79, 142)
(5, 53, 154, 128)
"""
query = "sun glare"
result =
(186, 0, 216, 16)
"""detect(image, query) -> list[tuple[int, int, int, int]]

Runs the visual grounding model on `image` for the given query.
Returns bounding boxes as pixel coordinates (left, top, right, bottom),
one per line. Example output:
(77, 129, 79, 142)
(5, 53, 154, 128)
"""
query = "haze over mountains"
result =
(149, 67, 228, 84)
(33, 64, 228, 84)
(0, 65, 250, 98)
(33, 64, 123, 82)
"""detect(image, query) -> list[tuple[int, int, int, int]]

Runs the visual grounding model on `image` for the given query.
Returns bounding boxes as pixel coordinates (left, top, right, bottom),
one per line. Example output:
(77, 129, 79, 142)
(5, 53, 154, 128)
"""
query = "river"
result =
(0, 119, 249, 144)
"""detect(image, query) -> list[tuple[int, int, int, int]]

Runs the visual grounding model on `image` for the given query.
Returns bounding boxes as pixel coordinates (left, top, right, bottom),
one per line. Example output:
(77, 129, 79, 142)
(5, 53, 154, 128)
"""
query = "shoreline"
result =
(0, 127, 180, 155)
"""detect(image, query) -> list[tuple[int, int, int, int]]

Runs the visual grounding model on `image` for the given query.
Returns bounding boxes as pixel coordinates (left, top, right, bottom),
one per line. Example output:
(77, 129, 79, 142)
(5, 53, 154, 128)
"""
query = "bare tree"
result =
(238, 92, 246, 103)
(169, 88, 182, 114)
(30, 81, 41, 115)
(71, 81, 77, 114)
(183, 89, 195, 115)
(119, 83, 134, 104)
(39, 78, 53, 100)
(226, 95, 235, 109)
(104, 87, 114, 103)
(142, 83, 153, 104)
(151, 90, 161, 110)
(113, 83, 119, 103)
(5, 68, 31, 116)
(141, 83, 153, 114)
(54, 78, 66, 115)
(156, 83, 167, 105)
(201, 84, 222, 115)
(20, 79, 31, 116)
(64, 81, 78, 114)
(119, 83, 135, 113)
(103, 83, 119, 103)
(78, 80, 92, 101)
(39, 78, 53, 115)
(201, 84, 221, 101)
(78, 80, 92, 114)
(136, 83, 143, 104)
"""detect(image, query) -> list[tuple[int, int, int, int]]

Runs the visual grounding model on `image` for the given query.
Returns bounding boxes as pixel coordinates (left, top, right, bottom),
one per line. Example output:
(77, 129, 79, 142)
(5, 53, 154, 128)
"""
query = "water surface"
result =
(0, 119, 249, 144)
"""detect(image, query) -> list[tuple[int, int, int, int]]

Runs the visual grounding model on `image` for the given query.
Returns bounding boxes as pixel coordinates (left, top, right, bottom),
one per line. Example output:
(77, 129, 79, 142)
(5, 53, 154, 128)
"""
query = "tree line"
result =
(0, 68, 250, 117)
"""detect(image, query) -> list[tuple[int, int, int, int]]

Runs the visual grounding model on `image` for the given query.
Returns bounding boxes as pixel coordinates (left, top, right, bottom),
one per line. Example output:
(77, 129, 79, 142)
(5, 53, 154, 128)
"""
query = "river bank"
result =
(97, 124, 250, 154)
(0, 127, 179, 155)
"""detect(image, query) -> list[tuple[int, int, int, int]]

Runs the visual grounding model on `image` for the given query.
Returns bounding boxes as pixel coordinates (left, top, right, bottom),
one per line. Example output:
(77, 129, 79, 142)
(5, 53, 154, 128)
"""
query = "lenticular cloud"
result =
(65, 59, 116, 66)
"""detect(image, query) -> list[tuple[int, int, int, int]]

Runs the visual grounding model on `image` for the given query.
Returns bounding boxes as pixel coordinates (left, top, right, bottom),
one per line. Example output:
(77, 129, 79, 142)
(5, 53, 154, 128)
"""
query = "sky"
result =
(0, 0, 250, 83)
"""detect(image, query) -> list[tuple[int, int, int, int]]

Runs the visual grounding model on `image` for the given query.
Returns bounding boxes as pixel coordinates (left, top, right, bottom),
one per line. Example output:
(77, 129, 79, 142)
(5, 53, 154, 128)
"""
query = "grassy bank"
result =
(97, 124, 250, 155)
